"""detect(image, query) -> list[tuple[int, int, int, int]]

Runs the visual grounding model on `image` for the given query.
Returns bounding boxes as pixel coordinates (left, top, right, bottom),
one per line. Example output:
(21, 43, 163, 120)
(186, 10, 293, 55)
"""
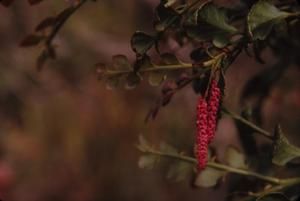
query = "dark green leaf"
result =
(248, 0, 290, 40)
(126, 72, 141, 89)
(198, 3, 237, 34)
(186, 3, 237, 42)
(131, 31, 156, 55)
(272, 125, 300, 166)
(154, 2, 180, 32)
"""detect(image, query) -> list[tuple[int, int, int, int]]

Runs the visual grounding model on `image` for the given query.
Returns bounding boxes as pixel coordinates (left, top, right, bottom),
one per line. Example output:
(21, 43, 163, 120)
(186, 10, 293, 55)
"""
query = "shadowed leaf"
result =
(20, 34, 44, 47)
(248, 0, 290, 40)
(272, 125, 300, 166)
(35, 17, 56, 31)
(131, 31, 156, 55)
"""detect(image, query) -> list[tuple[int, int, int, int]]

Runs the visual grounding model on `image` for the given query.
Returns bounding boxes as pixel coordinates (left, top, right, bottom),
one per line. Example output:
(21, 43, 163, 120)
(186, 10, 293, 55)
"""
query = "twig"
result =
(140, 148, 300, 187)
(46, 0, 89, 47)
(222, 108, 273, 140)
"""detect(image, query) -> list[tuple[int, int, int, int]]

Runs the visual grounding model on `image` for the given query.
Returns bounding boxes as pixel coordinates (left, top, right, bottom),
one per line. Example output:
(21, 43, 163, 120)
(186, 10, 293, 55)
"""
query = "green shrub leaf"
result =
(272, 125, 300, 166)
(247, 0, 290, 40)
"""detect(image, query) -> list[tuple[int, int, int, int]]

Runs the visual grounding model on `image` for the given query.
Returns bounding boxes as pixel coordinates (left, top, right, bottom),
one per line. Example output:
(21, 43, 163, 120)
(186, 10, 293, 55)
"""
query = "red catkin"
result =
(207, 79, 221, 143)
(195, 79, 221, 170)
(196, 97, 209, 170)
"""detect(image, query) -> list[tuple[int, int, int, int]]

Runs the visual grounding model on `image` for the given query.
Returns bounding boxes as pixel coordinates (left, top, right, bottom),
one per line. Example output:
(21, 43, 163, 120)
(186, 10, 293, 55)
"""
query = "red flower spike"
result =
(195, 79, 221, 171)
(207, 79, 221, 144)
(195, 97, 209, 170)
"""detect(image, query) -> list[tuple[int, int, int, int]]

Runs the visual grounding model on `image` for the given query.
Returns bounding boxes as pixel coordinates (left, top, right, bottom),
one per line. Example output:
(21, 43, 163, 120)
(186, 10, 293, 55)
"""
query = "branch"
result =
(140, 148, 300, 187)
(103, 63, 194, 76)
(222, 108, 273, 140)
(45, 0, 89, 47)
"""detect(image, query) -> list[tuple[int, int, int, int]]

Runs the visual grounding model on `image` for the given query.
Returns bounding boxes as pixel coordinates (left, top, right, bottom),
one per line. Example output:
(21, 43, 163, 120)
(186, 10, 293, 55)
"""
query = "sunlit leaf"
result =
(138, 155, 157, 169)
(112, 55, 132, 70)
(149, 71, 167, 86)
(167, 161, 193, 182)
(272, 125, 300, 166)
(247, 0, 290, 40)
(160, 141, 177, 154)
(194, 167, 225, 187)
(225, 146, 247, 169)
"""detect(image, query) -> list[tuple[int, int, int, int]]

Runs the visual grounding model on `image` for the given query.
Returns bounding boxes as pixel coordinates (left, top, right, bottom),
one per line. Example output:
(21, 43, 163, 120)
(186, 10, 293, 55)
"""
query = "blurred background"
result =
(0, 0, 299, 201)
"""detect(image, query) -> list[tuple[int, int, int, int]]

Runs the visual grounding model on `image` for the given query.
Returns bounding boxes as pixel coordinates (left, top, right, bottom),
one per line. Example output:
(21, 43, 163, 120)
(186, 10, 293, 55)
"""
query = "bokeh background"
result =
(0, 0, 299, 201)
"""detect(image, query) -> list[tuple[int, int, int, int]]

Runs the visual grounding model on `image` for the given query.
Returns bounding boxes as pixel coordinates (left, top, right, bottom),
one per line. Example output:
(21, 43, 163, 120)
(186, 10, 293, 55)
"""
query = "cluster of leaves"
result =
(137, 135, 300, 201)
(137, 135, 247, 186)
(13, 0, 300, 199)
(19, 0, 97, 70)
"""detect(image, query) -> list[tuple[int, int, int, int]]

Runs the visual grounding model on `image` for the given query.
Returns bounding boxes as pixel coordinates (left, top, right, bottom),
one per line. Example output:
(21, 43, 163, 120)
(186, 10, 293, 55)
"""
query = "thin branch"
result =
(104, 63, 194, 76)
(141, 148, 294, 185)
(222, 108, 273, 140)
(46, 0, 89, 47)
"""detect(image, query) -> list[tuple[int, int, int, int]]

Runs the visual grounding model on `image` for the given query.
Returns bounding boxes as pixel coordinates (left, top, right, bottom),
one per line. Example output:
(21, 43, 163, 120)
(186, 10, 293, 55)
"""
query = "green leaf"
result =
(167, 161, 193, 182)
(160, 53, 181, 65)
(112, 55, 131, 70)
(148, 71, 167, 86)
(225, 146, 247, 169)
(105, 76, 120, 90)
(212, 34, 230, 48)
(194, 167, 225, 187)
(138, 155, 157, 169)
(131, 31, 156, 55)
(198, 3, 237, 34)
(272, 125, 300, 166)
(247, 0, 290, 40)
(256, 193, 291, 201)
(159, 141, 177, 154)
(125, 72, 141, 89)
(137, 135, 151, 152)
(186, 3, 237, 42)
(154, 2, 180, 32)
